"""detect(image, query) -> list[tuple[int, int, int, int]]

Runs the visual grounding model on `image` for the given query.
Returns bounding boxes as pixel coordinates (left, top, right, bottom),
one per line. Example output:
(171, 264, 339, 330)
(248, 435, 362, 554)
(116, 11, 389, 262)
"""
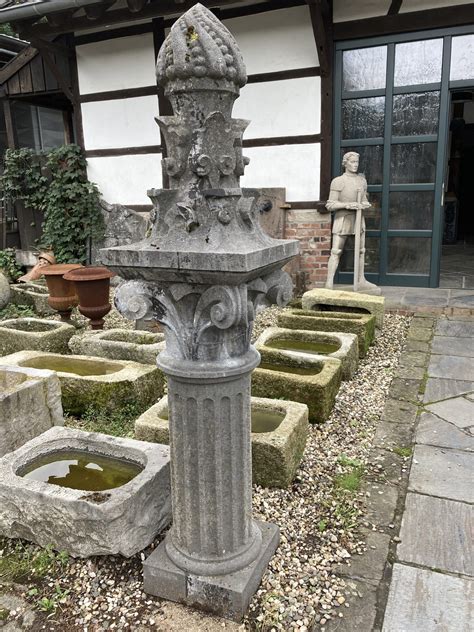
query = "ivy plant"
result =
(0, 248, 22, 281)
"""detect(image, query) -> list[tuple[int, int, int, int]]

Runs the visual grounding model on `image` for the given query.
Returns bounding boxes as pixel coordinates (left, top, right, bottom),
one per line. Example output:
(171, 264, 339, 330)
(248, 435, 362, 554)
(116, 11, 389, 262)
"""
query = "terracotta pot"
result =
(42, 264, 83, 321)
(63, 266, 115, 330)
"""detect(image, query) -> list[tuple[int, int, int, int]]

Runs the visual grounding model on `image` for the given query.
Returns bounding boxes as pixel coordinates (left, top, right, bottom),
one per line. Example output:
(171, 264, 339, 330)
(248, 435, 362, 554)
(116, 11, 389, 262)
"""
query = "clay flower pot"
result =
(42, 264, 83, 321)
(63, 266, 115, 330)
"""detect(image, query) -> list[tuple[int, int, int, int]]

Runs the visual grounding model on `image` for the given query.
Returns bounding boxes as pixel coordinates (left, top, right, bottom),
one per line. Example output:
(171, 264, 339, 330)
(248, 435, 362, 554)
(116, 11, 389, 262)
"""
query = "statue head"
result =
(342, 151, 360, 174)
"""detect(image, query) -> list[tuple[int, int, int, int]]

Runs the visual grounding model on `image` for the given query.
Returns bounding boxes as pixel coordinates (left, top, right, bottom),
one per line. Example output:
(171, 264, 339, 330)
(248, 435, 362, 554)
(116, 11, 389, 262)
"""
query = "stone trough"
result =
(0, 365, 63, 457)
(10, 282, 53, 317)
(0, 318, 76, 356)
(69, 328, 166, 365)
(0, 350, 164, 415)
(301, 288, 385, 328)
(252, 355, 342, 423)
(278, 309, 375, 358)
(135, 395, 309, 488)
(255, 326, 358, 380)
(0, 426, 171, 557)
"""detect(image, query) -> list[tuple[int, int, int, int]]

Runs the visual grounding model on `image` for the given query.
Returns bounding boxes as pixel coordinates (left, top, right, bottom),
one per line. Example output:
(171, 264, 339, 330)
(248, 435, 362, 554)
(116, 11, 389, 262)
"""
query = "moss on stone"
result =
(301, 288, 385, 328)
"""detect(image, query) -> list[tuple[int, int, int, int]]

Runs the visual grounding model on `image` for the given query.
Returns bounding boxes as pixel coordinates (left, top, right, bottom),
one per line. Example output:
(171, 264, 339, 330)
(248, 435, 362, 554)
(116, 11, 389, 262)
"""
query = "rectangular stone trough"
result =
(0, 350, 164, 415)
(0, 365, 63, 457)
(0, 318, 76, 356)
(255, 326, 359, 381)
(0, 426, 171, 557)
(69, 328, 166, 365)
(135, 395, 309, 488)
(251, 354, 342, 424)
(10, 282, 53, 316)
(301, 287, 385, 328)
(278, 309, 375, 358)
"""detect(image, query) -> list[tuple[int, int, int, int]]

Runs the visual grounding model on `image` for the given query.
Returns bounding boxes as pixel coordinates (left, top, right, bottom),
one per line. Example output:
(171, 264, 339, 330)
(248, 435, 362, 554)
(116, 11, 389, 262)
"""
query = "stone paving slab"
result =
(426, 396, 474, 429)
(423, 378, 474, 403)
(337, 530, 391, 583)
(382, 564, 474, 632)
(388, 378, 421, 402)
(416, 411, 474, 452)
(381, 398, 418, 424)
(397, 493, 473, 576)
(409, 445, 474, 503)
(321, 578, 378, 632)
(431, 335, 474, 357)
(374, 420, 414, 451)
(427, 354, 474, 381)
(435, 319, 474, 337)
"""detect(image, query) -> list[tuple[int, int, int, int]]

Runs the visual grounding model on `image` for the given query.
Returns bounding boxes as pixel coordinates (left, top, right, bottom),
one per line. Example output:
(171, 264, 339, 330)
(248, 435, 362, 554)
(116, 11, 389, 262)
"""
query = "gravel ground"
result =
(0, 308, 410, 632)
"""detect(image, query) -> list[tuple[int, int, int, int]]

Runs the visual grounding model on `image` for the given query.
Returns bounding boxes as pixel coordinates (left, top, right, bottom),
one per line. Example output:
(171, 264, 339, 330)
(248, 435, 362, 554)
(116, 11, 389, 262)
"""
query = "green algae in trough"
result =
(266, 338, 341, 355)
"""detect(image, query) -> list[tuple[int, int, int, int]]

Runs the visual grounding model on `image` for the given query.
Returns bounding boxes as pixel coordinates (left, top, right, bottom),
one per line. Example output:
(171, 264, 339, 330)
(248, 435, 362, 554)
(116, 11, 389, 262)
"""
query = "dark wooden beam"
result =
(67, 35, 85, 149)
(85, 145, 162, 157)
(0, 46, 38, 85)
(247, 66, 320, 83)
(334, 4, 474, 40)
(34, 43, 74, 102)
(387, 0, 403, 15)
(74, 21, 154, 46)
(306, 0, 331, 77)
(2, 96, 17, 149)
(243, 134, 321, 147)
(80, 85, 158, 103)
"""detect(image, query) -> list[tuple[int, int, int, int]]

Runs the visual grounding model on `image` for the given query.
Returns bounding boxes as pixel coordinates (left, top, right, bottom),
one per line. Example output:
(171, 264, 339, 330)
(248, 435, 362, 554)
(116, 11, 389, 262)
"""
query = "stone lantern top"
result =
(156, 3, 247, 94)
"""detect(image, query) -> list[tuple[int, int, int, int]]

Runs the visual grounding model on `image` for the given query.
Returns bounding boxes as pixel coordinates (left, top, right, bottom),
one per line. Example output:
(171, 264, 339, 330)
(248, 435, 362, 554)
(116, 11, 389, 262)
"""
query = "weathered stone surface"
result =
(319, 579, 378, 632)
(135, 395, 309, 488)
(394, 365, 425, 380)
(416, 411, 473, 452)
(254, 326, 358, 380)
(397, 493, 473, 575)
(0, 350, 164, 415)
(409, 445, 474, 503)
(426, 396, 474, 429)
(388, 378, 421, 402)
(423, 377, 474, 403)
(0, 271, 10, 309)
(405, 338, 430, 353)
(398, 350, 429, 368)
(277, 309, 375, 357)
(9, 282, 53, 316)
(363, 480, 399, 527)
(431, 335, 474, 357)
(383, 564, 473, 632)
(301, 287, 385, 328)
(428, 354, 474, 381)
(336, 530, 390, 582)
(0, 318, 76, 356)
(251, 356, 342, 423)
(407, 327, 432, 342)
(381, 398, 418, 425)
(373, 419, 414, 451)
(69, 328, 166, 364)
(0, 366, 63, 457)
(0, 427, 171, 557)
(435, 318, 474, 337)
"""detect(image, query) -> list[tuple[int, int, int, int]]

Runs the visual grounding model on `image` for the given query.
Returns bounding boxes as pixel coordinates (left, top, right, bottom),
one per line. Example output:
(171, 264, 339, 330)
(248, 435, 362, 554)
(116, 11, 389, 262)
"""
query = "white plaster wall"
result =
(87, 154, 162, 205)
(77, 33, 156, 94)
(233, 77, 321, 138)
(333, 0, 391, 22)
(401, 0, 474, 11)
(241, 144, 320, 201)
(223, 6, 318, 75)
(81, 96, 160, 150)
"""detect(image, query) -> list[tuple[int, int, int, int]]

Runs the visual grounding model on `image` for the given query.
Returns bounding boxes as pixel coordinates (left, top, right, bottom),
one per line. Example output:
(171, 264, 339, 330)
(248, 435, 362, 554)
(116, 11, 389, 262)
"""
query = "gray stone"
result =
(416, 411, 473, 452)
(382, 564, 473, 632)
(431, 335, 474, 358)
(368, 448, 404, 485)
(301, 288, 385, 327)
(397, 493, 473, 575)
(405, 339, 430, 353)
(436, 318, 474, 337)
(373, 420, 413, 451)
(69, 328, 166, 364)
(381, 398, 418, 425)
(394, 365, 425, 380)
(423, 377, 474, 403)
(0, 271, 10, 309)
(388, 378, 421, 402)
(363, 480, 399, 527)
(398, 351, 429, 368)
(0, 365, 63, 457)
(319, 579, 378, 632)
(336, 530, 390, 582)
(409, 445, 474, 503)
(9, 281, 53, 316)
(91, 200, 149, 263)
(407, 327, 432, 342)
(428, 354, 474, 381)
(426, 396, 474, 429)
(0, 427, 171, 557)
(0, 318, 76, 356)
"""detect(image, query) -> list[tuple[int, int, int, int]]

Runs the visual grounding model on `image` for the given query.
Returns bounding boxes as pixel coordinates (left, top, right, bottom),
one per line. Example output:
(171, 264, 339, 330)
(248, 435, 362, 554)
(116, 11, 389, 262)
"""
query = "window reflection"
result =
(389, 191, 434, 230)
(392, 92, 440, 137)
(342, 97, 385, 139)
(450, 34, 474, 81)
(394, 39, 442, 86)
(343, 46, 387, 92)
(388, 237, 431, 275)
(391, 143, 437, 184)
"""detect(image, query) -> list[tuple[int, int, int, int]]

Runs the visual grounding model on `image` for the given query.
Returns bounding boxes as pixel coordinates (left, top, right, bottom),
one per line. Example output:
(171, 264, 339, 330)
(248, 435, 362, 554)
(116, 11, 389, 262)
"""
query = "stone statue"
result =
(324, 151, 379, 293)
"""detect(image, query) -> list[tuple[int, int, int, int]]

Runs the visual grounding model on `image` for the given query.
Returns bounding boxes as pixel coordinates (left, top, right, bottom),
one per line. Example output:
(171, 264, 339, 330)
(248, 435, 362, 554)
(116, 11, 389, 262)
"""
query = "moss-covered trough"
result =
(69, 329, 166, 364)
(301, 287, 385, 328)
(0, 318, 76, 356)
(9, 282, 53, 316)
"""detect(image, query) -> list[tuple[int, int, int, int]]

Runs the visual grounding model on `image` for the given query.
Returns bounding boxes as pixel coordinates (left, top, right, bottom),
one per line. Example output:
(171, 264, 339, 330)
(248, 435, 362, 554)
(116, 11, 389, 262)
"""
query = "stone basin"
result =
(0, 426, 171, 557)
(0, 365, 63, 457)
(0, 318, 76, 356)
(277, 309, 376, 358)
(69, 328, 166, 365)
(134, 395, 309, 488)
(251, 354, 342, 423)
(301, 288, 385, 328)
(255, 326, 359, 380)
(0, 350, 164, 415)
(10, 282, 53, 317)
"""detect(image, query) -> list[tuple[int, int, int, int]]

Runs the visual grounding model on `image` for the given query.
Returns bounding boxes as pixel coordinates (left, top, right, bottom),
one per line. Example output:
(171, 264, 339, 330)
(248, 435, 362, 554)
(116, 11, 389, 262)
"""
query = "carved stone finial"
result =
(156, 3, 247, 93)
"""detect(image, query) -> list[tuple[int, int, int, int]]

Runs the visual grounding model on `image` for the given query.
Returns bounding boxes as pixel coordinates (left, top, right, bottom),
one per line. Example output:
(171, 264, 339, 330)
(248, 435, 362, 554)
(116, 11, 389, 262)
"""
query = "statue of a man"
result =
(324, 151, 378, 292)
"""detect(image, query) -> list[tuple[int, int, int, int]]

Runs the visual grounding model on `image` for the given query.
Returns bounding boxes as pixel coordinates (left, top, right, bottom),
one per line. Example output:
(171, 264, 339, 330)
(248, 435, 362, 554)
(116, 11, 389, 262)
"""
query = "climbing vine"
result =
(1, 145, 104, 263)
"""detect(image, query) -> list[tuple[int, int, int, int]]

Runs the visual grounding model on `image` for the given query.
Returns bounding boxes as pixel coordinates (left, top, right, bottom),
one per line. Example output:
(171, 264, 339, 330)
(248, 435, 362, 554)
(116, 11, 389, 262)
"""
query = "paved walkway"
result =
(382, 315, 473, 631)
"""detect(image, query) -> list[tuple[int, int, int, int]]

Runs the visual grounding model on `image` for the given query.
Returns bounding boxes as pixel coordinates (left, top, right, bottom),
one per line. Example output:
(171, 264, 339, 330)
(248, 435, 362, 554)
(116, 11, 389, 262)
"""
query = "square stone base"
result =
(143, 520, 279, 621)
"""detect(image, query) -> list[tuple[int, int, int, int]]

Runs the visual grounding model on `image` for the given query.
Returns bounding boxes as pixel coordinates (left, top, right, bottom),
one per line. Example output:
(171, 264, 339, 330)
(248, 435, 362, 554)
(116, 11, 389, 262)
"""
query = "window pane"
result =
(450, 34, 474, 81)
(340, 145, 384, 185)
(13, 102, 41, 150)
(392, 92, 440, 136)
(394, 39, 442, 86)
(388, 237, 431, 275)
(389, 191, 434, 230)
(342, 97, 385, 139)
(38, 107, 65, 150)
(366, 191, 381, 230)
(340, 236, 380, 274)
(390, 142, 437, 184)
(343, 46, 387, 92)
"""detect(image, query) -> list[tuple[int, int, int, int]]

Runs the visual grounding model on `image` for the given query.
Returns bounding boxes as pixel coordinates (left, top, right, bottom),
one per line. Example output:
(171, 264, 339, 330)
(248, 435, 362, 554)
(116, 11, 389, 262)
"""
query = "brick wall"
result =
(284, 208, 332, 294)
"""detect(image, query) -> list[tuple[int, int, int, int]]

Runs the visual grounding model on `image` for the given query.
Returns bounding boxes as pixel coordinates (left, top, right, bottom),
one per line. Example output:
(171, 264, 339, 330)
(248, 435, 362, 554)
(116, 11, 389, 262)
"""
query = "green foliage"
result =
(393, 446, 412, 458)
(0, 540, 68, 583)
(66, 402, 146, 438)
(335, 453, 365, 493)
(318, 519, 327, 532)
(1, 145, 104, 264)
(0, 304, 36, 320)
(0, 248, 22, 280)
(0, 23, 16, 37)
